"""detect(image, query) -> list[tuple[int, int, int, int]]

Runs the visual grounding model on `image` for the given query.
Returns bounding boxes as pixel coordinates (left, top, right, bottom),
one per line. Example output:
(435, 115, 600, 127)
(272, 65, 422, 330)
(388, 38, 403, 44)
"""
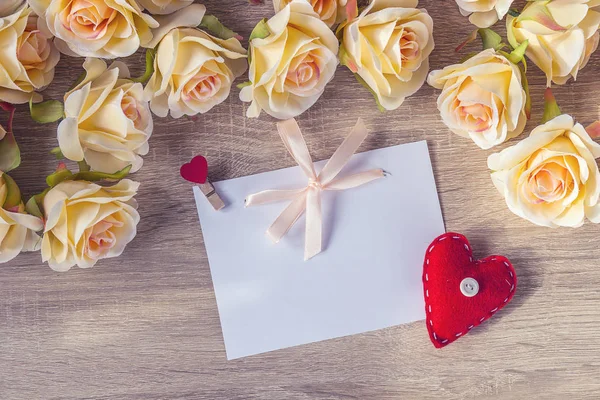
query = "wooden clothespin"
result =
(180, 155, 224, 211)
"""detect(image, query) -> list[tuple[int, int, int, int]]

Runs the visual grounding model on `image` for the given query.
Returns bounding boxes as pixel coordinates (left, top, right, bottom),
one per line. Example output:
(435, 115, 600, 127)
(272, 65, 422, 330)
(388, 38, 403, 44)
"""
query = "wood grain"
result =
(2, 1, 600, 399)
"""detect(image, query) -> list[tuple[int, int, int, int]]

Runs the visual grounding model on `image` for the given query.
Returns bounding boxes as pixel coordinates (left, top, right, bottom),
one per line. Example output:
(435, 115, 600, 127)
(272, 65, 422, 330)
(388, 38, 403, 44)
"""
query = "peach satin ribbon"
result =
(245, 118, 384, 260)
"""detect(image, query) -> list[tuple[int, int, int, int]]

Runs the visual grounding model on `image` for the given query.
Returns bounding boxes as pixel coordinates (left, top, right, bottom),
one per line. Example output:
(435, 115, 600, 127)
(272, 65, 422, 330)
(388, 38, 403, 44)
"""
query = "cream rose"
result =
(488, 114, 600, 228)
(41, 179, 140, 271)
(507, 0, 600, 86)
(58, 58, 153, 174)
(0, 172, 43, 263)
(427, 49, 527, 149)
(29, 0, 158, 58)
(0, 5, 60, 104)
(340, 0, 434, 111)
(455, 0, 513, 28)
(136, 0, 193, 15)
(143, 4, 247, 118)
(240, 0, 339, 119)
(273, 0, 347, 27)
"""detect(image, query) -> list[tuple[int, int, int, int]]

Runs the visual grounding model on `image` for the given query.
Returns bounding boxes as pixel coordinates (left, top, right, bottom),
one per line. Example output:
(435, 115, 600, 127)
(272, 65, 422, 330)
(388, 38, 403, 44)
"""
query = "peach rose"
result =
(0, 172, 43, 263)
(455, 0, 514, 28)
(488, 114, 600, 227)
(0, 5, 60, 104)
(273, 0, 347, 27)
(59, 58, 153, 174)
(137, 0, 193, 15)
(428, 49, 527, 149)
(240, 0, 339, 119)
(143, 4, 248, 118)
(507, 0, 600, 85)
(29, 0, 158, 58)
(339, 0, 434, 110)
(41, 179, 140, 271)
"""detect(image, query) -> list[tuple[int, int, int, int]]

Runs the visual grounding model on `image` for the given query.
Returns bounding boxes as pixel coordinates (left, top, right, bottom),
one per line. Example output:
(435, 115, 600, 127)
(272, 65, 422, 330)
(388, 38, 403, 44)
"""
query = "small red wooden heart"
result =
(180, 155, 208, 184)
(423, 232, 517, 348)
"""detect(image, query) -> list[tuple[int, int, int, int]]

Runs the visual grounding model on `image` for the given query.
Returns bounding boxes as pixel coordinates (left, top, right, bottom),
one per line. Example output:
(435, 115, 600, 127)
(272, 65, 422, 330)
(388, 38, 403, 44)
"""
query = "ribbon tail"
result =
(266, 191, 307, 243)
(245, 188, 306, 207)
(304, 187, 322, 261)
(277, 119, 317, 181)
(325, 169, 385, 191)
(318, 118, 369, 185)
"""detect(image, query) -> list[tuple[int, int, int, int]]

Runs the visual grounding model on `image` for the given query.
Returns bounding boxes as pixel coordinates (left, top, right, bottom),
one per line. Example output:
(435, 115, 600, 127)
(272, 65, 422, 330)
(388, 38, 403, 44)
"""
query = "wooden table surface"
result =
(3, 1, 600, 399)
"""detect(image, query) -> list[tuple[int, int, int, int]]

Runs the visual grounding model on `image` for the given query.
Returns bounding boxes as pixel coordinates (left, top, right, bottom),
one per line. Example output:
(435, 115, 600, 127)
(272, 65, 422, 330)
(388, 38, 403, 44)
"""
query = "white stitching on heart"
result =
(423, 233, 517, 347)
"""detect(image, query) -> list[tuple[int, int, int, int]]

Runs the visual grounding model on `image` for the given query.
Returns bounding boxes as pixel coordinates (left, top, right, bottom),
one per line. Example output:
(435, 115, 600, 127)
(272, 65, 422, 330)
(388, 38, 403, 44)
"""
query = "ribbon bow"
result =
(245, 118, 384, 260)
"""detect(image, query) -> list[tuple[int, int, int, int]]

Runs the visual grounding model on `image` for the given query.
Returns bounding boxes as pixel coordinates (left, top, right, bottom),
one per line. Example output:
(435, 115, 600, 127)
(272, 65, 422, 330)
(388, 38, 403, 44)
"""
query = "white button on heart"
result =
(460, 277, 479, 297)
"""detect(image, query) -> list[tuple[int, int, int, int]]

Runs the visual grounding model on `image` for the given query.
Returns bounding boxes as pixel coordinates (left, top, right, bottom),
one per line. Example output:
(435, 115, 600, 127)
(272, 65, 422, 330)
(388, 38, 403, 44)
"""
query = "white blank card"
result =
(194, 140, 445, 359)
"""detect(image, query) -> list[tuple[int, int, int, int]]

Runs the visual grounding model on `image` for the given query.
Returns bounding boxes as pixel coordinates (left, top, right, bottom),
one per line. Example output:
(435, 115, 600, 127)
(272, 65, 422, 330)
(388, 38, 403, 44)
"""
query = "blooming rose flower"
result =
(144, 7, 248, 118)
(427, 49, 527, 149)
(507, 0, 600, 86)
(273, 0, 347, 27)
(41, 179, 140, 271)
(455, 0, 513, 28)
(488, 114, 600, 228)
(29, 0, 158, 58)
(340, 0, 434, 111)
(136, 0, 193, 15)
(0, 172, 43, 263)
(0, 5, 60, 104)
(59, 58, 153, 174)
(240, 0, 339, 119)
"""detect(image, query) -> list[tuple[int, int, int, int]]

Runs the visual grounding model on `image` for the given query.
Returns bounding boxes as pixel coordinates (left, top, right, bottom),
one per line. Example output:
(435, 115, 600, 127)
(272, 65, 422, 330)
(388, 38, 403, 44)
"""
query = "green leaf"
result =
(73, 165, 132, 182)
(46, 164, 74, 187)
(29, 99, 64, 123)
(506, 40, 529, 65)
(508, 8, 520, 17)
(478, 28, 503, 51)
(0, 102, 20, 172)
(132, 48, 156, 84)
(354, 74, 385, 113)
(249, 19, 270, 42)
(1, 172, 22, 209)
(199, 15, 241, 40)
(542, 88, 562, 124)
(78, 160, 91, 172)
(236, 81, 252, 89)
(26, 189, 49, 219)
(50, 147, 64, 160)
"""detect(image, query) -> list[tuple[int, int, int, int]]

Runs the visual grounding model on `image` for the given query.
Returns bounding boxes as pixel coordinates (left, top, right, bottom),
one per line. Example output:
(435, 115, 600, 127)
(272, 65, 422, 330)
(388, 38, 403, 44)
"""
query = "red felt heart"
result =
(422, 232, 517, 348)
(180, 155, 208, 184)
